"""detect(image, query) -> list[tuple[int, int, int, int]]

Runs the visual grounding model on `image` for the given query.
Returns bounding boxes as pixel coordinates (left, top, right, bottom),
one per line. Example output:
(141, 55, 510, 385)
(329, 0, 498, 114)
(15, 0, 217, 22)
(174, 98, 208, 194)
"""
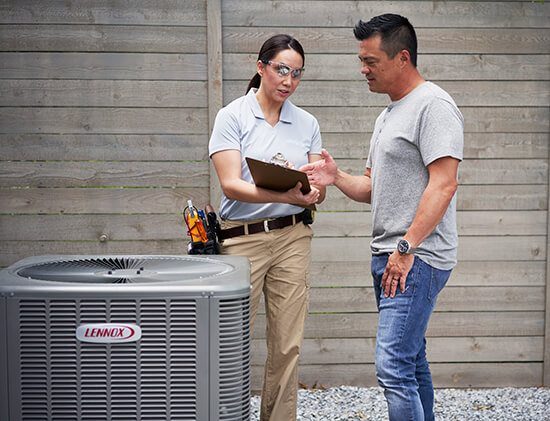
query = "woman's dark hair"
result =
(354, 14, 418, 67)
(246, 34, 305, 94)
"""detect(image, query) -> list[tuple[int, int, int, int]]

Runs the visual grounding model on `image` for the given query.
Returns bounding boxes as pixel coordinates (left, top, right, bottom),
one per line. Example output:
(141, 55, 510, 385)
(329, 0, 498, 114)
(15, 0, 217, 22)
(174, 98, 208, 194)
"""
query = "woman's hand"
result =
(286, 182, 320, 207)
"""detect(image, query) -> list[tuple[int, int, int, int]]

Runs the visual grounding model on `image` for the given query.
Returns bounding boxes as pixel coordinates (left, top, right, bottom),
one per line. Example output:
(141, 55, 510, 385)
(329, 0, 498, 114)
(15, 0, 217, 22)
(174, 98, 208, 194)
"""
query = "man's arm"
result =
(300, 149, 372, 204)
(382, 156, 460, 298)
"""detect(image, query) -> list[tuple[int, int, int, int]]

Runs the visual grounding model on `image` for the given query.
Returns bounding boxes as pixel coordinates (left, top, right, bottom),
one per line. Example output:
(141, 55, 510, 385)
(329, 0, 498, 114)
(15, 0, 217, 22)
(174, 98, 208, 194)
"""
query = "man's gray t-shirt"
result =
(366, 81, 464, 270)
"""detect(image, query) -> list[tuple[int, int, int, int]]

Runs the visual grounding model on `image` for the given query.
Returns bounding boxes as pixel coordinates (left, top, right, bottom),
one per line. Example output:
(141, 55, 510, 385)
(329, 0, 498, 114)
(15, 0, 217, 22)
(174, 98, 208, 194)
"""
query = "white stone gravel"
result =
(250, 386, 550, 420)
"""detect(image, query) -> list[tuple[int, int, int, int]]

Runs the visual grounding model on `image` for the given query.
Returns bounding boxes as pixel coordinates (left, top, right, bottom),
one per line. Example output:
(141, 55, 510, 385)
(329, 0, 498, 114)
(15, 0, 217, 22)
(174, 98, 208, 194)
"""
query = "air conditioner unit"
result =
(0, 254, 251, 421)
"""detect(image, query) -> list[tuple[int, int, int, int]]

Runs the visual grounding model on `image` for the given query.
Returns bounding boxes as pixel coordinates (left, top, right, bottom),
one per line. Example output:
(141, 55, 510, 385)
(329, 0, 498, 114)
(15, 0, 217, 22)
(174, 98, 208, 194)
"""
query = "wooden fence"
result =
(0, 0, 549, 389)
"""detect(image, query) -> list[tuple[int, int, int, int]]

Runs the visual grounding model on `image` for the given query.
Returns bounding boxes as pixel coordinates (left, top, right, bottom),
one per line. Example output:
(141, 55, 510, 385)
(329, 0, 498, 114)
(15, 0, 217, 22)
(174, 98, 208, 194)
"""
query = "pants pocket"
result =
(427, 265, 452, 302)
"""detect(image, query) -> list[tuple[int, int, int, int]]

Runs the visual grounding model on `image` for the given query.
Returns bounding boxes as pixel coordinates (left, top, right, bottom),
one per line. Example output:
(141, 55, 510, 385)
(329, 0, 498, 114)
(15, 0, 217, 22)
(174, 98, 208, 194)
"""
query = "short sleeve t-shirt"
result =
(366, 82, 464, 270)
(209, 89, 322, 220)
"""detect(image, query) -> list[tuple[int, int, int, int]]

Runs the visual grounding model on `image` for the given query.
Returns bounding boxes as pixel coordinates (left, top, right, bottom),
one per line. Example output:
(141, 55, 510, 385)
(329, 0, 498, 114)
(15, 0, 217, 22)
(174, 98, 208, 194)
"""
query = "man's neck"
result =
(388, 70, 425, 102)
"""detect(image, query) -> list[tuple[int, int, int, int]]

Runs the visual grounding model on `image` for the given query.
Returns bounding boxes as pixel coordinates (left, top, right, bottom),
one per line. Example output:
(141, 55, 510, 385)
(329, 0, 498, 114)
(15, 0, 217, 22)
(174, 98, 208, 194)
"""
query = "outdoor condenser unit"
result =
(0, 254, 251, 421)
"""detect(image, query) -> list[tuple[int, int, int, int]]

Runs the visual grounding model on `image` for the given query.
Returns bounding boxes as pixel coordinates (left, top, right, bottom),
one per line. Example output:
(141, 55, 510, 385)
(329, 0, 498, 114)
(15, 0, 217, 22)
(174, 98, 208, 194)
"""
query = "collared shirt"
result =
(209, 89, 322, 220)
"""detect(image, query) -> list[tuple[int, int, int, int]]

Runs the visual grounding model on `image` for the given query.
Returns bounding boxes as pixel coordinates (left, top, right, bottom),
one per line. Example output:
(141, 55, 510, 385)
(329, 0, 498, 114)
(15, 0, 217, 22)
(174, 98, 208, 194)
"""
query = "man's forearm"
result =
(334, 169, 372, 204)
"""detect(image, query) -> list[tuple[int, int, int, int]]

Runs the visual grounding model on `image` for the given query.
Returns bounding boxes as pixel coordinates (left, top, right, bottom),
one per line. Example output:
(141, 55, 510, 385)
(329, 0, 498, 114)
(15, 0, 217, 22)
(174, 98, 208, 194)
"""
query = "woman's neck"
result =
(255, 88, 283, 127)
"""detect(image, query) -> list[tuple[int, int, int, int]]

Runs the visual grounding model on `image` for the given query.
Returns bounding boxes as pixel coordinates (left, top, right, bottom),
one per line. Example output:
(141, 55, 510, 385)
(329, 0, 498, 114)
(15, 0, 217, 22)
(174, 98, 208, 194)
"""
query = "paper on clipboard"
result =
(245, 157, 316, 210)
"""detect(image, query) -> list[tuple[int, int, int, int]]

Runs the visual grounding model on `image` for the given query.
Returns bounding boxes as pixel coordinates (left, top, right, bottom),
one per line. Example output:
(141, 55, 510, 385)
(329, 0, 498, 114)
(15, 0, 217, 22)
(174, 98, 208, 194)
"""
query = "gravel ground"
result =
(250, 386, 550, 420)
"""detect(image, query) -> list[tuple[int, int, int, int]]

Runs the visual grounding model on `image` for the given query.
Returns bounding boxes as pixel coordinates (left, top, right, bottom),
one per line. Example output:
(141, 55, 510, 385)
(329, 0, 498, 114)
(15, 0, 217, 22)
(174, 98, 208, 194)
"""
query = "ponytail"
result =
(246, 73, 261, 95)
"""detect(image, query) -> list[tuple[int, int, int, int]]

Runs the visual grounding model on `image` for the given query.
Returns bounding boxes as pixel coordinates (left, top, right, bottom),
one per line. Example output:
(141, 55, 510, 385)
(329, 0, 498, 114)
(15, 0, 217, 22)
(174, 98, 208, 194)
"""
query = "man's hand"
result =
(381, 252, 414, 298)
(299, 149, 338, 187)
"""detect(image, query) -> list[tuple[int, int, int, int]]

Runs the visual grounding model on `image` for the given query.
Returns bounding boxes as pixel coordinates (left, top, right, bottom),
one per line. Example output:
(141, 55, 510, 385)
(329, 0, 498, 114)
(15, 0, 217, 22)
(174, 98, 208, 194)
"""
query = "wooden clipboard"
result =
(245, 157, 316, 210)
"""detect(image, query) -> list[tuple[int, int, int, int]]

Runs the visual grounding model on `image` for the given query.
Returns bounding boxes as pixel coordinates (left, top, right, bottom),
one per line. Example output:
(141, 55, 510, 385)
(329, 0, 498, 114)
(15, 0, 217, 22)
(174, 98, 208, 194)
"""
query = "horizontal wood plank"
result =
(252, 363, 543, 389)
(321, 133, 549, 160)
(0, 0, 206, 26)
(253, 311, 545, 339)
(0, 25, 206, 53)
(2, 185, 543, 214)
(311, 236, 545, 262)
(0, 52, 208, 80)
(223, 27, 550, 54)
(334, 158, 548, 185)
(0, 80, 208, 107)
(0, 107, 208, 134)
(0, 161, 209, 188)
(250, 363, 543, 389)
(0, 187, 208, 214)
(312, 211, 547, 237)
(224, 53, 550, 81)
(225, 80, 550, 107)
(0, 240, 188, 267)
(307, 260, 546, 287)
(301, 107, 550, 133)
(251, 336, 543, 364)
(222, 1, 549, 28)
(1, 211, 544, 243)
(0, 134, 209, 161)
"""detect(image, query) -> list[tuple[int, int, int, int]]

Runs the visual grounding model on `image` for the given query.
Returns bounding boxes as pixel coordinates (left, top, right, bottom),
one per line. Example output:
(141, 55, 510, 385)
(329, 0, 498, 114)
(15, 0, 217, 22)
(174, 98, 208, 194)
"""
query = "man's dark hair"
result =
(354, 14, 418, 67)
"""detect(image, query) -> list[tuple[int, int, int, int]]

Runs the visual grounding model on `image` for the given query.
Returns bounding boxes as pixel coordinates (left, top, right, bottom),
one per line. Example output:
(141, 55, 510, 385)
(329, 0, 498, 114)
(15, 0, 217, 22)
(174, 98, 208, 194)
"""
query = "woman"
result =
(208, 34, 325, 421)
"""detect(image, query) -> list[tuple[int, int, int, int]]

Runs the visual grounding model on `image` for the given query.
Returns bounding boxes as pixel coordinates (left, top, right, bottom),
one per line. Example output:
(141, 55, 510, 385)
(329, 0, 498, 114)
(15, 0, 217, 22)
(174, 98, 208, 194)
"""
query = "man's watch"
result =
(397, 239, 415, 255)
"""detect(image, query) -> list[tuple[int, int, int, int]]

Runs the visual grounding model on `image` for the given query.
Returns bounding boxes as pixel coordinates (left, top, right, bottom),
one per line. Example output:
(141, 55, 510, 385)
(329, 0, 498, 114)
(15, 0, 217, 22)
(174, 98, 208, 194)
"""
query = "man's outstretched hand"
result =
(299, 149, 338, 187)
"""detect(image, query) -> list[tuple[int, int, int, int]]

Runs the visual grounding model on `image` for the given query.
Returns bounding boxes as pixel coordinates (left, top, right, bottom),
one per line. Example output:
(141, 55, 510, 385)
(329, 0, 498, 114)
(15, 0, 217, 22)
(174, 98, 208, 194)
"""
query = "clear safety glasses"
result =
(262, 60, 305, 79)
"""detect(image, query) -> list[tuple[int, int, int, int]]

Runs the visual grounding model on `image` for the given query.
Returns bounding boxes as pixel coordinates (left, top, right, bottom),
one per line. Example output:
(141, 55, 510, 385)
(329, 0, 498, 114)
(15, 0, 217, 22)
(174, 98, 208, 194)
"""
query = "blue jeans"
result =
(372, 254, 451, 421)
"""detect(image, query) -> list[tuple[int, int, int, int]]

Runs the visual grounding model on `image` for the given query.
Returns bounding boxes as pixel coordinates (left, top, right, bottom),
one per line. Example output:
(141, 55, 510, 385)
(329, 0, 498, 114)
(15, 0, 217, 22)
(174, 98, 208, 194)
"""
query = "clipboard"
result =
(245, 157, 316, 210)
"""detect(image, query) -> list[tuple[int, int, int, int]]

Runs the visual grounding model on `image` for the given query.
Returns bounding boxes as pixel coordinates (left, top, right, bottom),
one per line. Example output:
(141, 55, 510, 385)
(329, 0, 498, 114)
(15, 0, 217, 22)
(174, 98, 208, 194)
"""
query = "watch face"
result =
(398, 240, 409, 254)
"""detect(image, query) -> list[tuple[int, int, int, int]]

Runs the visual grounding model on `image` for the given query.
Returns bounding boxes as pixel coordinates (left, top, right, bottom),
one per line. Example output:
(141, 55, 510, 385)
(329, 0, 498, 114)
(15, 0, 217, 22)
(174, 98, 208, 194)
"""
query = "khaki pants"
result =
(220, 219, 312, 421)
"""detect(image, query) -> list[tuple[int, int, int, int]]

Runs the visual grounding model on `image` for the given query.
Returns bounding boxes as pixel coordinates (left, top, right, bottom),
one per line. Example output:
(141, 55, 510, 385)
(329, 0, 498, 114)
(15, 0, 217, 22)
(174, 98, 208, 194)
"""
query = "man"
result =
(301, 14, 463, 421)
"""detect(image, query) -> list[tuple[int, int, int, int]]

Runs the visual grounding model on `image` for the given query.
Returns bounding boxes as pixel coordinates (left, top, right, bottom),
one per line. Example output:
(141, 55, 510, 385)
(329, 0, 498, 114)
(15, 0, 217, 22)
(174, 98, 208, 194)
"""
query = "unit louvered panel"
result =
(17, 298, 199, 421)
(217, 297, 251, 421)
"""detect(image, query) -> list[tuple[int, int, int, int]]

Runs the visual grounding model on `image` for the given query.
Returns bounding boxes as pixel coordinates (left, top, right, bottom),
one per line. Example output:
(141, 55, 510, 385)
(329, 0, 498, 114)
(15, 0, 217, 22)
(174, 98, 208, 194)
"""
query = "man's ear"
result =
(399, 50, 411, 67)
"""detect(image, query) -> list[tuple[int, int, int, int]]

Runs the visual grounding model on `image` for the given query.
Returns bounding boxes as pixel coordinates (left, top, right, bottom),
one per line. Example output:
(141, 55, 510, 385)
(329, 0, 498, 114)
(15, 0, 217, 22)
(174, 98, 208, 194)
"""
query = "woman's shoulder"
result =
(284, 99, 319, 125)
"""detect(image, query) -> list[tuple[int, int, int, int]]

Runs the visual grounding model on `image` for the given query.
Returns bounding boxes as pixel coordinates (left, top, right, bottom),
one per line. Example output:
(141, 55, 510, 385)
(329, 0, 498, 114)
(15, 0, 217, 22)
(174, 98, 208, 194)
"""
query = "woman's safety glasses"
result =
(262, 60, 305, 79)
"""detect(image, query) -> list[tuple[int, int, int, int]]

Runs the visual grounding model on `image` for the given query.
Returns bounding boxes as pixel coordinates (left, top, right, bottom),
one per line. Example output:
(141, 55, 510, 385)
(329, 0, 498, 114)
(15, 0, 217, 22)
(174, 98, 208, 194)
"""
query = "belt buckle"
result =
(263, 220, 270, 233)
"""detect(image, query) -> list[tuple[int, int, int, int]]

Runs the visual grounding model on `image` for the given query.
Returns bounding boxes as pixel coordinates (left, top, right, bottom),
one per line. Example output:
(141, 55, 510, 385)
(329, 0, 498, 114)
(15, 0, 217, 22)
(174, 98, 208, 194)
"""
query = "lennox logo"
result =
(76, 323, 142, 344)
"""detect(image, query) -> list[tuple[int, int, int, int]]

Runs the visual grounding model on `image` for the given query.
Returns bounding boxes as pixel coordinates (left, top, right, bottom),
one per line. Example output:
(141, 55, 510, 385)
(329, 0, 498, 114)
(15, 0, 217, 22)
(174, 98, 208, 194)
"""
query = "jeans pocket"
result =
(428, 265, 452, 302)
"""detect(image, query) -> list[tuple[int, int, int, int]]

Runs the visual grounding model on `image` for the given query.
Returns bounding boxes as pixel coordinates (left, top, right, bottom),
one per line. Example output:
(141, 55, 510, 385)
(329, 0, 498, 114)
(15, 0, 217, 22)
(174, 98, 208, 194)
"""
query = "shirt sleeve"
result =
(309, 117, 322, 155)
(418, 97, 464, 166)
(208, 107, 241, 157)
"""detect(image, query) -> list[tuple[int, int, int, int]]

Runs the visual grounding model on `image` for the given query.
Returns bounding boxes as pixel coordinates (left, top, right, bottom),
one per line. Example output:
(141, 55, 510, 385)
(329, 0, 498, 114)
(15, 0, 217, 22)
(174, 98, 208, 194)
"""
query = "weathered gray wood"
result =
(224, 28, 550, 54)
(0, 52, 208, 80)
(0, 214, 185, 242)
(2, 212, 544, 245)
(0, 134, 209, 161)
(308, 260, 546, 287)
(250, 363, 543, 389)
(312, 211, 547, 237)
(251, 336, 543, 364)
(0, 0, 207, 25)
(0, 240, 188, 267)
(303, 184, 548, 211)
(207, 0, 223, 208)
(320, 132, 549, 160)
(225, 81, 550, 107)
(0, 188, 209, 214)
(299, 107, 550, 133)
(0, 25, 206, 53)
(253, 311, 545, 339)
(334, 158, 548, 185)
(224, 53, 550, 81)
(0, 80, 207, 107)
(0, 161, 209, 188)
(545, 119, 550, 386)
(311, 236, 545, 262)
(222, 1, 550, 28)
(0, 107, 207, 134)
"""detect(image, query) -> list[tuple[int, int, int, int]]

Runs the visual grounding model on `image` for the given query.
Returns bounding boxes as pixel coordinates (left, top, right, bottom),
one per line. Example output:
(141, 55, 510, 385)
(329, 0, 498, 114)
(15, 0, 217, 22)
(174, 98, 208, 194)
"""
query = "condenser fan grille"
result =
(16, 256, 233, 284)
